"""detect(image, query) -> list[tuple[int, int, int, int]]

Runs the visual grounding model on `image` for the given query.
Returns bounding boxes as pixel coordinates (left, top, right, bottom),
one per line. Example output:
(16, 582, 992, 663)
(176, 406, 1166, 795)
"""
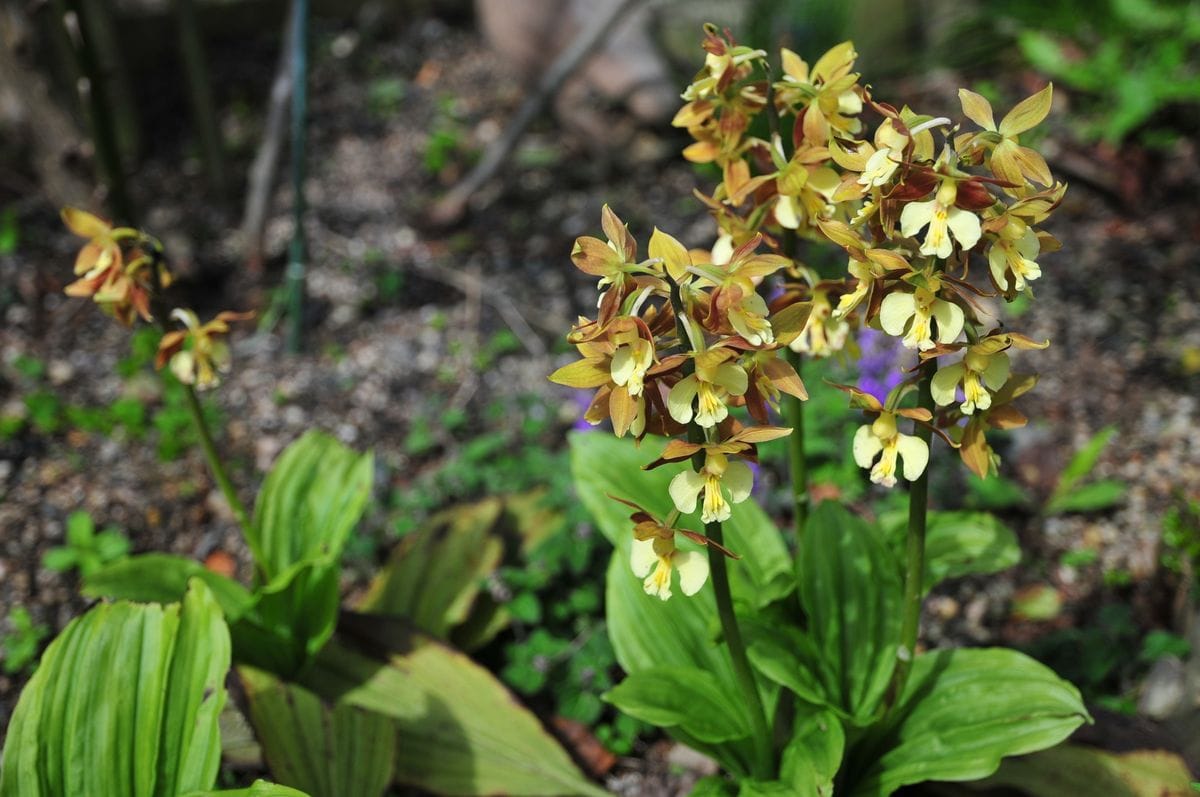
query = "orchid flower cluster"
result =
(552, 27, 1064, 598)
(61, 209, 250, 390)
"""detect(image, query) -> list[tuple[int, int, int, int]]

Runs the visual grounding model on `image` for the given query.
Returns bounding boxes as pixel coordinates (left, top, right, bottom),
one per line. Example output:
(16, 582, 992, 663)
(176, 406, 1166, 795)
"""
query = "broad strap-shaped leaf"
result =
(1, 580, 230, 797)
(975, 743, 1195, 797)
(182, 780, 310, 796)
(778, 502, 901, 725)
(881, 511, 1021, 594)
(357, 499, 504, 640)
(604, 667, 750, 744)
(845, 648, 1090, 796)
(83, 552, 254, 620)
(300, 625, 608, 797)
(250, 431, 373, 580)
(239, 667, 394, 797)
(230, 557, 339, 677)
(780, 709, 843, 796)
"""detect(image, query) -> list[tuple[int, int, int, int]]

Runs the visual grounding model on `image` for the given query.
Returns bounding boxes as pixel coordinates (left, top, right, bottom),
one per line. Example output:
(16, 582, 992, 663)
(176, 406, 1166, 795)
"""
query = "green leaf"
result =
(1, 579, 230, 797)
(231, 558, 339, 676)
(66, 510, 95, 547)
(250, 431, 374, 580)
(83, 553, 254, 621)
(1049, 425, 1117, 503)
(604, 667, 750, 743)
(40, 547, 78, 572)
(976, 743, 1195, 797)
(882, 511, 1021, 593)
(691, 776, 737, 796)
(93, 529, 131, 561)
(239, 667, 394, 797)
(761, 502, 900, 725)
(780, 709, 843, 796)
(300, 627, 608, 797)
(182, 780, 310, 797)
(1046, 479, 1127, 515)
(845, 648, 1090, 796)
(357, 499, 504, 640)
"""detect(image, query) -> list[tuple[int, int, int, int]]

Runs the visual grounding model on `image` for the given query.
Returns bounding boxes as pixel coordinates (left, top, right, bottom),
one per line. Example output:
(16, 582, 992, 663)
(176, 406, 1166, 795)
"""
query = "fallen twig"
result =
(428, 0, 644, 226)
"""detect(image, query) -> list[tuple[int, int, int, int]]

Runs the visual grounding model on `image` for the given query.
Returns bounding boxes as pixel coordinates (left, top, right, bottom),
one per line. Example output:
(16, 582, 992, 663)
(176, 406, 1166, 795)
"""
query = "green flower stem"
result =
(784, 348, 808, 539)
(704, 516, 773, 779)
(888, 358, 937, 710)
(181, 381, 253, 537)
(666, 274, 771, 777)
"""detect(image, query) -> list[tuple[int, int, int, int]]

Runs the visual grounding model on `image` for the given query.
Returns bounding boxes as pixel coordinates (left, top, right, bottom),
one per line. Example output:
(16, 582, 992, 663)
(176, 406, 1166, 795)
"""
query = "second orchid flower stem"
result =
(888, 357, 937, 712)
(181, 383, 253, 537)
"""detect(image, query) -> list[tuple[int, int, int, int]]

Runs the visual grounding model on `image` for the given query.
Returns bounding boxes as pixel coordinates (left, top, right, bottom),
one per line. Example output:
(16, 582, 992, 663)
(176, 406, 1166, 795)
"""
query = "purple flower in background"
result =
(857, 327, 912, 404)
(571, 389, 597, 432)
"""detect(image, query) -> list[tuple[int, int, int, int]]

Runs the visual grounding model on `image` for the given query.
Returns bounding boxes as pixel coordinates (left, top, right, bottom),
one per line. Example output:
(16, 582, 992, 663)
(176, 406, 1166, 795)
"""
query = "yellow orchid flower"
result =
(852, 411, 929, 488)
(631, 534, 709, 601)
(899, 180, 982, 260)
(988, 217, 1042, 294)
(789, 289, 849, 358)
(155, 309, 252, 390)
(667, 342, 748, 428)
(668, 450, 754, 524)
(879, 283, 964, 351)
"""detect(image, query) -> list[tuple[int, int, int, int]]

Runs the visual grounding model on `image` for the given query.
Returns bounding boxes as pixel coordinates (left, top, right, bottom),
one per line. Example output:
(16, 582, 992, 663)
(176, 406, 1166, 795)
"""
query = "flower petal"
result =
(630, 538, 657, 578)
(852, 424, 883, 468)
(932, 299, 964, 344)
(675, 551, 710, 596)
(667, 375, 699, 424)
(896, 433, 929, 481)
(946, 207, 981, 251)
(669, 469, 705, 515)
(723, 460, 754, 504)
(879, 291, 916, 337)
(899, 200, 935, 238)
(931, 362, 965, 407)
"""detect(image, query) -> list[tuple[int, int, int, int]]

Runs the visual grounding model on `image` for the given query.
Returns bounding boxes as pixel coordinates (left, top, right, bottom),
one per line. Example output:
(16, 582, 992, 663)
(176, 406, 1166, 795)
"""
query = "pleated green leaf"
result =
(0, 580, 230, 797)
(780, 709, 843, 796)
(881, 511, 1021, 594)
(83, 552, 254, 620)
(182, 779, 310, 796)
(846, 647, 1090, 796)
(250, 431, 373, 580)
(358, 498, 505, 640)
(761, 501, 900, 726)
(300, 632, 608, 797)
(605, 666, 751, 744)
(239, 667, 394, 797)
(229, 557, 339, 677)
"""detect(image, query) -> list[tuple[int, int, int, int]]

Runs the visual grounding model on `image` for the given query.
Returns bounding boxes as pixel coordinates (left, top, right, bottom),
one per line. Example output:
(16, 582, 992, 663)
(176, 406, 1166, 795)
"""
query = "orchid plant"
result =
(555, 26, 1089, 794)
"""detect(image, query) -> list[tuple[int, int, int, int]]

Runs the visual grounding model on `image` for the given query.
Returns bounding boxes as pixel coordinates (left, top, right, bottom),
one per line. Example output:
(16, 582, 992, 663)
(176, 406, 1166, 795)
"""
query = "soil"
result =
(1, 9, 1199, 793)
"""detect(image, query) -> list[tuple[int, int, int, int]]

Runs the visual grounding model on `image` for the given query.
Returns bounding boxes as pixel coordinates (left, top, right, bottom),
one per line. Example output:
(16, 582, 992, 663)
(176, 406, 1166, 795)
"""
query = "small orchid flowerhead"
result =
(667, 346, 748, 429)
(61, 208, 167, 326)
(878, 276, 964, 352)
(608, 494, 738, 601)
(899, 179, 982, 260)
(668, 449, 755, 524)
(988, 216, 1043, 295)
(155, 309, 253, 390)
(852, 410, 929, 488)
